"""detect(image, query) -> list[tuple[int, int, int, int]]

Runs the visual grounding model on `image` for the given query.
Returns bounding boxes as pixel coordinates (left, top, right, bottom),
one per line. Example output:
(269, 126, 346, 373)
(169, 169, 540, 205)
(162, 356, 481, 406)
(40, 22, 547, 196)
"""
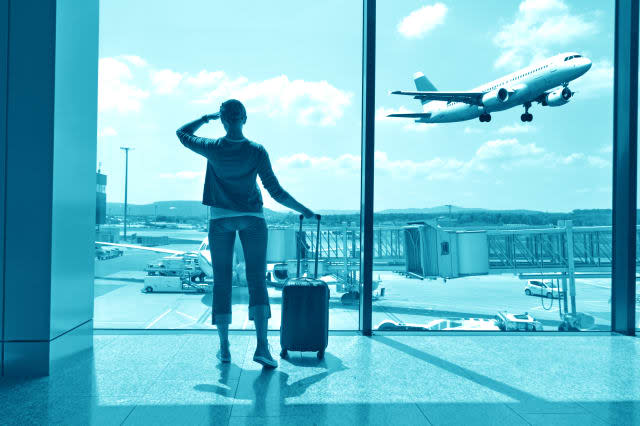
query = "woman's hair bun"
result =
(220, 99, 246, 122)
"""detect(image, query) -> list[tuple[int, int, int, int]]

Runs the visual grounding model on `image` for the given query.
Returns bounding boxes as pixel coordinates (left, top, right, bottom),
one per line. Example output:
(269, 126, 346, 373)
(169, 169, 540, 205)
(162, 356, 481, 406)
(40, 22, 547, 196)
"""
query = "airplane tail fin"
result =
(413, 72, 437, 105)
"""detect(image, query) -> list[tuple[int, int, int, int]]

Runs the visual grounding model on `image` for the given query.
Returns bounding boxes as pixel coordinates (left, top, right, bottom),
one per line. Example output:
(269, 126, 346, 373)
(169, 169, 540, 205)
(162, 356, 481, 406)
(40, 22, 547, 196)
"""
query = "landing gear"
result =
(521, 102, 533, 122)
(479, 113, 491, 122)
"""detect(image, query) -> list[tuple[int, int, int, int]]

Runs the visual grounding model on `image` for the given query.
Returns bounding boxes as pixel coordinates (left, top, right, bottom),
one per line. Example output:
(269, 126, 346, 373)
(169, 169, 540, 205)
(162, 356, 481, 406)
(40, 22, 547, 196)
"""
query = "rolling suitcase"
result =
(280, 214, 329, 360)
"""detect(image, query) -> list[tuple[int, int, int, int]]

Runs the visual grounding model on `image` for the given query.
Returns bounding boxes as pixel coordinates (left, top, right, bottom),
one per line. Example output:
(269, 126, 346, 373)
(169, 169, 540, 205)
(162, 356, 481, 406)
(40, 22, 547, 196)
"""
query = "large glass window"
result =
(373, 0, 614, 332)
(94, 1, 362, 330)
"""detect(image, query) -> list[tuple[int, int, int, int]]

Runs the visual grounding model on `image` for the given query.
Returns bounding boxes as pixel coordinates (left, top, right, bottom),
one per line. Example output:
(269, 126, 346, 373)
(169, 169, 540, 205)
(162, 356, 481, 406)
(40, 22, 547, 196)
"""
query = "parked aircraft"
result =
(97, 238, 245, 285)
(388, 52, 592, 123)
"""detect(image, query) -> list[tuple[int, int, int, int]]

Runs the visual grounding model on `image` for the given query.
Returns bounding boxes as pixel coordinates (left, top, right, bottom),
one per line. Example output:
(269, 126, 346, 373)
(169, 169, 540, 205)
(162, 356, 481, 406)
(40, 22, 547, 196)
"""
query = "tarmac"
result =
(94, 243, 628, 331)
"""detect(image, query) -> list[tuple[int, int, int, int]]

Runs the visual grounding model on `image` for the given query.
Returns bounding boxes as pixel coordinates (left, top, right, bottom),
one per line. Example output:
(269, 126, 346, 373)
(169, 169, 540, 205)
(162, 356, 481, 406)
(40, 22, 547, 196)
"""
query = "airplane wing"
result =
(387, 112, 432, 118)
(96, 241, 186, 255)
(390, 90, 485, 106)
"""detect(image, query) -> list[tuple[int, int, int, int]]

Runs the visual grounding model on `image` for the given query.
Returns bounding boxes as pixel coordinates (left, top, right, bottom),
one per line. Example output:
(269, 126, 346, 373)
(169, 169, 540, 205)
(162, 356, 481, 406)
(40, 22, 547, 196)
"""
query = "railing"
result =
(298, 226, 405, 268)
(487, 226, 638, 273)
(294, 224, 640, 277)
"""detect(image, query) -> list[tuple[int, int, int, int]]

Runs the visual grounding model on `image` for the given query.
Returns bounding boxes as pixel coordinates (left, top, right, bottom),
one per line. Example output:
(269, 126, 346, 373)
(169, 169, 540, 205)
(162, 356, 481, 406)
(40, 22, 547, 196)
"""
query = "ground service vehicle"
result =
(524, 280, 564, 299)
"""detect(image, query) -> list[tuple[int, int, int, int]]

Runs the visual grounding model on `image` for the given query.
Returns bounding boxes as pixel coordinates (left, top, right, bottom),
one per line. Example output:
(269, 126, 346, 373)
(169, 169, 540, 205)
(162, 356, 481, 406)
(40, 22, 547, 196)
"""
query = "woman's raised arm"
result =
(176, 113, 220, 157)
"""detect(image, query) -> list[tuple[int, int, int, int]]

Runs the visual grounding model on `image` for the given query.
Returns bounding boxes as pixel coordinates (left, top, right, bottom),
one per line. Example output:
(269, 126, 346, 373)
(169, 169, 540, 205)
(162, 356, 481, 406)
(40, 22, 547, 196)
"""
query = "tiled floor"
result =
(1, 333, 640, 425)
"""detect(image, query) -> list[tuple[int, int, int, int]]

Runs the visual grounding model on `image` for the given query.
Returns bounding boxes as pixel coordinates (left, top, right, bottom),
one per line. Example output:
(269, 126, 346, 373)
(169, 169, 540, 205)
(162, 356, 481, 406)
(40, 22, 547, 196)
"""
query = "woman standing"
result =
(177, 99, 314, 368)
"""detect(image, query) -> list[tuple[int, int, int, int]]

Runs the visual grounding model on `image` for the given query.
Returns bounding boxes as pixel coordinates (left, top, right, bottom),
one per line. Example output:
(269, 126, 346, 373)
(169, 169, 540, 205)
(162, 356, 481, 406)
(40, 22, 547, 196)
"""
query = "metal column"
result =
(612, 0, 638, 335)
(565, 221, 577, 315)
(359, 0, 375, 335)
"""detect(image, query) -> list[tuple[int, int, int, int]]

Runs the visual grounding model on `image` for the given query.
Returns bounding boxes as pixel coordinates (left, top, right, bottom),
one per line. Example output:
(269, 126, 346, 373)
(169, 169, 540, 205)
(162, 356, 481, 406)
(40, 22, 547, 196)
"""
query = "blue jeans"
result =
(209, 216, 270, 325)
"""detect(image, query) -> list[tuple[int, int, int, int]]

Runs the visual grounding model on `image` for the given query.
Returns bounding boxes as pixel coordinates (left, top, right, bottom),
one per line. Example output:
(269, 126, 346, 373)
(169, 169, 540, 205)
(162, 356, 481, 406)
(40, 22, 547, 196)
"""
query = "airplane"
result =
(388, 52, 592, 124)
(97, 237, 244, 285)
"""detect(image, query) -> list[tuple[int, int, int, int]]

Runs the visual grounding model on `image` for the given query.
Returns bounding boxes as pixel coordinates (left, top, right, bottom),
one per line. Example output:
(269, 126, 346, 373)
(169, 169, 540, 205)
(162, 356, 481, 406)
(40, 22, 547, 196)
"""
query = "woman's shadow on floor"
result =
(194, 352, 347, 414)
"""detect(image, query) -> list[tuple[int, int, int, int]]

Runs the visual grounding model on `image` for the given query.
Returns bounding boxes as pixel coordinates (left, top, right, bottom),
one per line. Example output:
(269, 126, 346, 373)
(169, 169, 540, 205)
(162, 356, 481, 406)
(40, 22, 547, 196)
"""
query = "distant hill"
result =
(106, 201, 614, 227)
(377, 205, 483, 215)
(107, 201, 291, 221)
(377, 206, 548, 215)
(107, 202, 550, 218)
(108, 201, 209, 217)
(317, 209, 360, 215)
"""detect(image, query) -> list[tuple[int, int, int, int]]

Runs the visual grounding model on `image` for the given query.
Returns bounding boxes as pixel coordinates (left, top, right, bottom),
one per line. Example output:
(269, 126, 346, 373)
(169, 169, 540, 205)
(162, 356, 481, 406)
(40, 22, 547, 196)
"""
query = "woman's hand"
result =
(203, 112, 220, 122)
(301, 207, 316, 219)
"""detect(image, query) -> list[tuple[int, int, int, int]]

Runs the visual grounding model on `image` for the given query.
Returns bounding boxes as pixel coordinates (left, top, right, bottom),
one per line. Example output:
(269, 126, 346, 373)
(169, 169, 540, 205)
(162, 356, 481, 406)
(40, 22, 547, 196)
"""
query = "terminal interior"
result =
(1, 1, 639, 425)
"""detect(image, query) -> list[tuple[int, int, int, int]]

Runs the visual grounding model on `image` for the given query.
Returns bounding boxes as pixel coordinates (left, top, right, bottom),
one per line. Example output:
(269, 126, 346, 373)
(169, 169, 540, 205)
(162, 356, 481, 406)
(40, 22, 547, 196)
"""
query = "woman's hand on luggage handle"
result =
(301, 208, 317, 220)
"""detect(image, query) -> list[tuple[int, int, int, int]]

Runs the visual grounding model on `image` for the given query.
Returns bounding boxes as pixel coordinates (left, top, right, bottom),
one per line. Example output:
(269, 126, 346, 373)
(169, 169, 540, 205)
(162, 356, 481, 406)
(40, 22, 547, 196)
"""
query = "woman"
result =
(176, 99, 314, 368)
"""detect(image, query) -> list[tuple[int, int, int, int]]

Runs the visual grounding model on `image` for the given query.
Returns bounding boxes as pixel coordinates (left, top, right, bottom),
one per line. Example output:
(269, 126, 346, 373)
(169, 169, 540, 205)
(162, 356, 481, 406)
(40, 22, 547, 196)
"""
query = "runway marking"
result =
(175, 311, 198, 321)
(171, 321, 216, 330)
(530, 306, 559, 312)
(145, 309, 172, 329)
(579, 282, 611, 289)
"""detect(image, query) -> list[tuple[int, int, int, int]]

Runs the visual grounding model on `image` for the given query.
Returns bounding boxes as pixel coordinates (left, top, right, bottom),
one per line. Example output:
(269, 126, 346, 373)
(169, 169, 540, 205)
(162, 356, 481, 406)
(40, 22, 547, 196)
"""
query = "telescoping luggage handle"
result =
(296, 214, 322, 279)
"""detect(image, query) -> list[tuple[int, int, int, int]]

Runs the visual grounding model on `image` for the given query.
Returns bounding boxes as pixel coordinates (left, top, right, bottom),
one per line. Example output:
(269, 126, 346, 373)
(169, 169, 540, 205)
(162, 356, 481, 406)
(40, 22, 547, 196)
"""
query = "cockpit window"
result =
(565, 55, 581, 61)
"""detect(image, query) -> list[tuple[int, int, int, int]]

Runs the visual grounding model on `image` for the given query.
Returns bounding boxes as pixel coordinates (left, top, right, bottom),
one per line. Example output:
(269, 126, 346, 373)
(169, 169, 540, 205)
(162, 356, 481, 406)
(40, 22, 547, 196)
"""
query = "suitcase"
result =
(280, 214, 329, 360)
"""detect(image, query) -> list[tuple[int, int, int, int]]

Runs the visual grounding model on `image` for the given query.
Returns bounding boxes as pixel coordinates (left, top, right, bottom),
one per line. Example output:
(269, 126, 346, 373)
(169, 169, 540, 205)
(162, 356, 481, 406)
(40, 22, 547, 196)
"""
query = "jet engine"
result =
(543, 87, 572, 107)
(481, 88, 509, 110)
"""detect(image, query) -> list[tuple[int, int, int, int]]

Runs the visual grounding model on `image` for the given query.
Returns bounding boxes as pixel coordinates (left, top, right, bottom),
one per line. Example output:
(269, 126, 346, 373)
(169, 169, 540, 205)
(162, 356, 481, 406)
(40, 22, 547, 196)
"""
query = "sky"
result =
(98, 0, 615, 213)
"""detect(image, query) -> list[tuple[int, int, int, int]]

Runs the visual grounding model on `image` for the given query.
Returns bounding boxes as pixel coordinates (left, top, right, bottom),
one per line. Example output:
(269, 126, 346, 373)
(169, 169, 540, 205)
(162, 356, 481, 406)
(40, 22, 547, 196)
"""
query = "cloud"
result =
(498, 123, 535, 134)
(493, 0, 597, 69)
(186, 71, 226, 87)
(464, 126, 483, 134)
(586, 155, 609, 168)
(121, 55, 148, 67)
(571, 60, 613, 94)
(151, 69, 185, 94)
(98, 58, 352, 125)
(560, 153, 584, 164)
(193, 73, 352, 126)
(98, 57, 150, 113)
(599, 144, 612, 154)
(475, 138, 544, 160)
(159, 171, 205, 179)
(274, 151, 462, 181)
(243, 137, 612, 187)
(274, 153, 360, 176)
(98, 127, 118, 137)
(375, 106, 436, 132)
(398, 3, 448, 39)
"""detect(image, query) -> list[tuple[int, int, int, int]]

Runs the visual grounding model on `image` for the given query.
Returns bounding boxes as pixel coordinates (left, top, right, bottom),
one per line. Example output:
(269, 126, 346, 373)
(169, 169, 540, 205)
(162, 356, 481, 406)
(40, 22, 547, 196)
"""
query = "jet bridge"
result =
(403, 220, 628, 279)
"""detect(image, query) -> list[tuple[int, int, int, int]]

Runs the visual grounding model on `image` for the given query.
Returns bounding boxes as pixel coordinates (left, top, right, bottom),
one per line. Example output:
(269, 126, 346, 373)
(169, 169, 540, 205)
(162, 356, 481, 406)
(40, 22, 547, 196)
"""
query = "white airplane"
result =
(388, 52, 592, 123)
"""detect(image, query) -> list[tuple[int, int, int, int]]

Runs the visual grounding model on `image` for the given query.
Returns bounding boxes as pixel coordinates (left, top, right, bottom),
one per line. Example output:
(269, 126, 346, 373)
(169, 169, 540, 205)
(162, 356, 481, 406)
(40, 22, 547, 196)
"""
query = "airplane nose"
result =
(583, 58, 592, 71)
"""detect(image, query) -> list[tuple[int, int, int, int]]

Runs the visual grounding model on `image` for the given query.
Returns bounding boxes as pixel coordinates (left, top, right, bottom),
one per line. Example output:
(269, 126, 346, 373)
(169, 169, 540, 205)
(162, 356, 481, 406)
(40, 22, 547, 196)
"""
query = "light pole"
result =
(120, 147, 134, 241)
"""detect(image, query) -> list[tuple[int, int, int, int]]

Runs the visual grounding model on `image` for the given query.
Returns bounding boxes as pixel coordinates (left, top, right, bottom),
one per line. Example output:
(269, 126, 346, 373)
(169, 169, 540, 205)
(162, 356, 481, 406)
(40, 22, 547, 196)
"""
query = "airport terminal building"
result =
(1, 1, 639, 425)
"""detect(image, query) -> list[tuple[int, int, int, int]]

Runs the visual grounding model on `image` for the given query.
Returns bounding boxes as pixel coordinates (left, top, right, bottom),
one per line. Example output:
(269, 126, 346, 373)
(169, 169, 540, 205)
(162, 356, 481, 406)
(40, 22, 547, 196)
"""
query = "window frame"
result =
(359, 0, 638, 335)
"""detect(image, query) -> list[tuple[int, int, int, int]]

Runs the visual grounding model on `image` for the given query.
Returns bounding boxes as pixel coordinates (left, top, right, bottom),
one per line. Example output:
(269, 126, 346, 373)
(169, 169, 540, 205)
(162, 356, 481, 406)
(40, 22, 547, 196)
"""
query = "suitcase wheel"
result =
(280, 349, 288, 359)
(317, 350, 324, 360)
